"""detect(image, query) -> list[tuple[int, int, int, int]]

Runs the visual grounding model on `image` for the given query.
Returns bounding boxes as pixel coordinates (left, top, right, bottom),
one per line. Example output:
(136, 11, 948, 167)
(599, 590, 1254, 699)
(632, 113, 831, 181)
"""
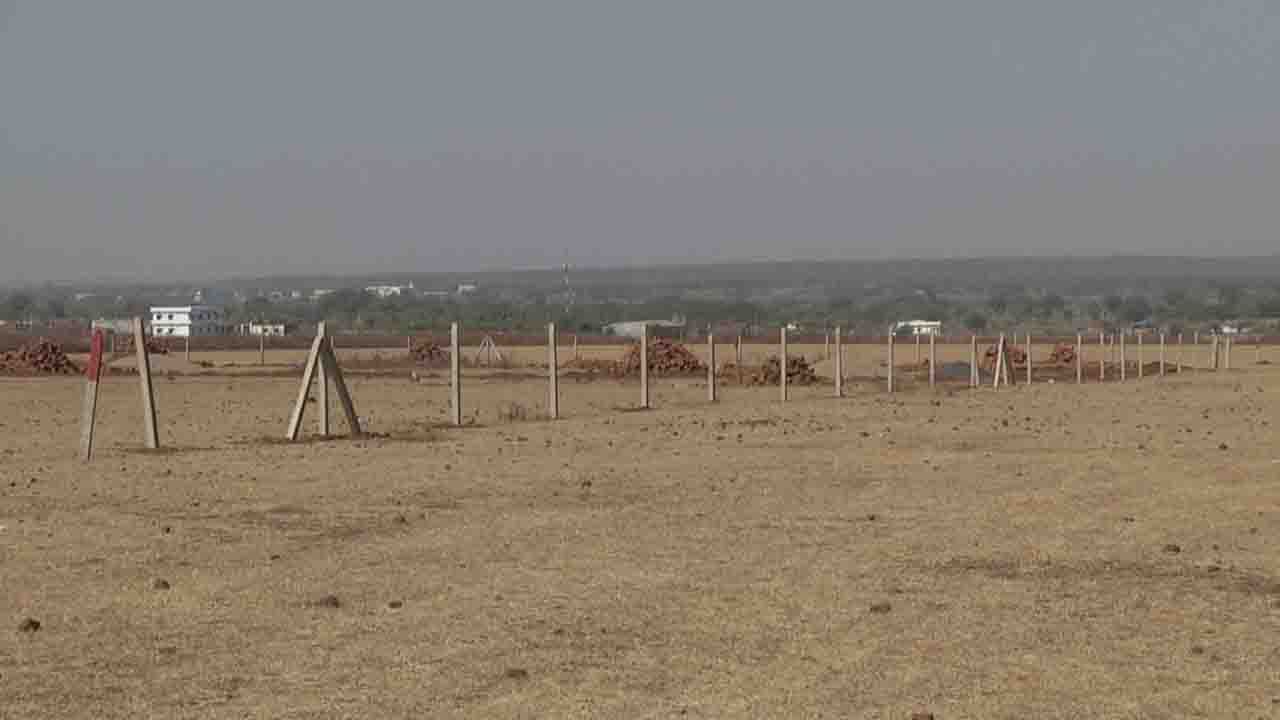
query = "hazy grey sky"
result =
(2, 1, 1278, 285)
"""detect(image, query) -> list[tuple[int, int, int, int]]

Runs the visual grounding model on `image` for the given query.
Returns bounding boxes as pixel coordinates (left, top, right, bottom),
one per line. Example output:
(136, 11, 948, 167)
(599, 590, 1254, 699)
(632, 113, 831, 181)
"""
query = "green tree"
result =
(1118, 296, 1152, 324)
(962, 311, 988, 331)
(2, 292, 34, 318)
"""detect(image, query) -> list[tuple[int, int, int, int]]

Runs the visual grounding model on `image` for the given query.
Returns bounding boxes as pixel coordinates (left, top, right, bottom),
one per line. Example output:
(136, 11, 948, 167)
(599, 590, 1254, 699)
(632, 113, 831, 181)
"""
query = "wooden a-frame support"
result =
(474, 335, 504, 366)
(286, 323, 362, 441)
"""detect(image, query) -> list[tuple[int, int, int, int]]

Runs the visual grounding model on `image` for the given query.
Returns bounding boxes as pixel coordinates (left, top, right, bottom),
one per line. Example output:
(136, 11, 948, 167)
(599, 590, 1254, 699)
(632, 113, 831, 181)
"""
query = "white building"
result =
(149, 306, 226, 337)
(365, 282, 414, 298)
(456, 283, 478, 295)
(893, 320, 943, 336)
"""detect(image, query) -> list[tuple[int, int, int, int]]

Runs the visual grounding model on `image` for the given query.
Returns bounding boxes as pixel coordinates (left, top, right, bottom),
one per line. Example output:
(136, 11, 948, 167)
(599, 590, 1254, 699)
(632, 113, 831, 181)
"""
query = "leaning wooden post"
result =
(1075, 333, 1083, 385)
(450, 322, 462, 426)
(547, 323, 559, 420)
(80, 329, 106, 461)
(317, 337, 361, 435)
(834, 326, 844, 398)
(914, 334, 921, 364)
(928, 333, 937, 388)
(573, 334, 580, 361)
(824, 332, 830, 361)
(1177, 333, 1184, 373)
(887, 333, 895, 393)
(640, 324, 651, 409)
(132, 317, 160, 449)
(1159, 333, 1166, 377)
(285, 326, 325, 441)
(780, 326, 789, 402)
(1225, 336, 1232, 370)
(184, 335, 191, 363)
(259, 333, 266, 365)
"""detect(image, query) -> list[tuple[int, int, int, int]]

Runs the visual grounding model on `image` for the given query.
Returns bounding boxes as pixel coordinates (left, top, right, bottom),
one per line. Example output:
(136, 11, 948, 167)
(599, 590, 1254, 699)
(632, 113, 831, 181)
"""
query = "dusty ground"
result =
(2, 348, 1278, 718)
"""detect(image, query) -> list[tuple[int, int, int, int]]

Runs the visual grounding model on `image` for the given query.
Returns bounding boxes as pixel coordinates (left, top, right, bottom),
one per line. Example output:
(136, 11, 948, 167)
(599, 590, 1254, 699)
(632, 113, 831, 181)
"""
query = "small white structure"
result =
(893, 320, 942, 336)
(149, 305, 226, 337)
(603, 319, 685, 339)
(365, 282, 414, 298)
(239, 322, 288, 337)
(91, 318, 133, 334)
(456, 283, 478, 295)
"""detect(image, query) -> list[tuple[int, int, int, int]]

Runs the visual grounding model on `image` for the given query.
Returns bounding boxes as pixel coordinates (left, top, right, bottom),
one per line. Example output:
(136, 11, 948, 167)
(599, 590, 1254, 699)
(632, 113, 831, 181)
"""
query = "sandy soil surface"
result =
(2, 353, 1278, 718)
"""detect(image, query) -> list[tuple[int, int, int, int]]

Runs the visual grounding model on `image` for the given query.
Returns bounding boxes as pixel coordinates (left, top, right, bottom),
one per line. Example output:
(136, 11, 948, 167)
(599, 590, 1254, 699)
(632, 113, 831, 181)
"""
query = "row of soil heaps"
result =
(0, 339, 80, 376)
(722, 355, 819, 386)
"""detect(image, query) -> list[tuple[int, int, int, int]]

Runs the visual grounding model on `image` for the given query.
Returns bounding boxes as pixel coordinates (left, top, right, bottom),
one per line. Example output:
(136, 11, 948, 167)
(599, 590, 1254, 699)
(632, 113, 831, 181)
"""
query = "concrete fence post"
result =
(834, 326, 844, 398)
(780, 327, 789, 402)
(929, 333, 937, 388)
(970, 334, 978, 388)
(450, 322, 462, 426)
(640, 324, 651, 409)
(707, 330, 717, 403)
(1076, 333, 1083, 385)
(548, 323, 559, 420)
(887, 333, 895, 393)
(1025, 333, 1032, 386)
(133, 317, 159, 449)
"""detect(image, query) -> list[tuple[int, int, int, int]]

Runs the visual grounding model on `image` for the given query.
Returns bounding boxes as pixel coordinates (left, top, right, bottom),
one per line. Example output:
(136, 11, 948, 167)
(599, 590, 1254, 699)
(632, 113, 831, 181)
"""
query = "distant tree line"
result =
(5, 263, 1280, 336)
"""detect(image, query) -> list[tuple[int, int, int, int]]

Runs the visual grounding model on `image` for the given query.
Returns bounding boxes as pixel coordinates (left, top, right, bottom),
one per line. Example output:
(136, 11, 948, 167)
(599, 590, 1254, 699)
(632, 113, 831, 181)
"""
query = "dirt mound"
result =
(0, 339, 80, 376)
(410, 342, 450, 367)
(1047, 342, 1076, 365)
(984, 343, 1027, 370)
(115, 335, 171, 356)
(722, 355, 819, 386)
(616, 339, 705, 377)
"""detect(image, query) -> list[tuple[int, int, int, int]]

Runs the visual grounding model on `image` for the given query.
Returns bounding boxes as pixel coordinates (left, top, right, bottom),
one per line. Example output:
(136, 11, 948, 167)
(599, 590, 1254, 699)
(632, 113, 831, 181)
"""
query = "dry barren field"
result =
(3, 345, 1279, 718)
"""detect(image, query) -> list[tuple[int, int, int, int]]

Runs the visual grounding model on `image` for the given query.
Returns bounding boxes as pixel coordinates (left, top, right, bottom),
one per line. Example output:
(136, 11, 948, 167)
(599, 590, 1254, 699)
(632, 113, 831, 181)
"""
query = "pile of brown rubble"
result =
(1047, 342, 1076, 365)
(722, 355, 820, 386)
(409, 342, 450, 367)
(615, 339, 706, 377)
(0, 339, 80, 376)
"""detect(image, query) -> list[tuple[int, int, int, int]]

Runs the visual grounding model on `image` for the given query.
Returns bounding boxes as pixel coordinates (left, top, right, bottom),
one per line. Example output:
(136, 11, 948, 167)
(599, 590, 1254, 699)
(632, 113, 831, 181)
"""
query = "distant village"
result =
(1, 258, 1275, 339)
